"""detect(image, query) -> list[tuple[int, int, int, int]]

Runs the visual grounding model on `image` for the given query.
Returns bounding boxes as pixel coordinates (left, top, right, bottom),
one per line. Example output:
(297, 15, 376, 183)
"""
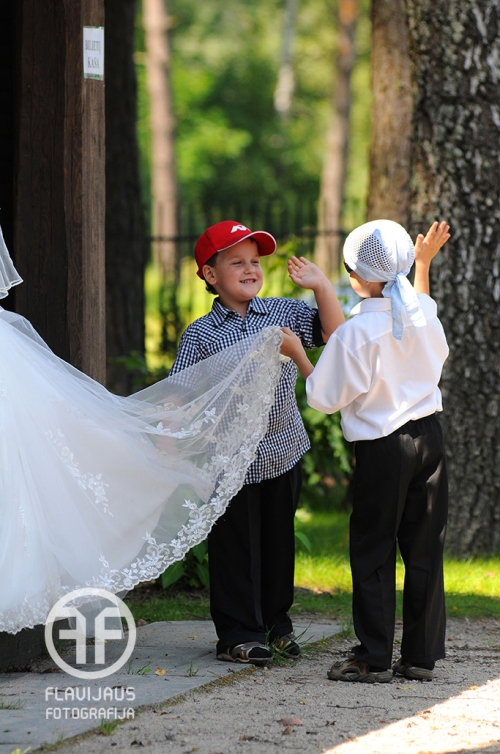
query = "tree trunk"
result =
(315, 0, 358, 279)
(105, 0, 147, 394)
(274, 0, 298, 117)
(367, 0, 412, 225)
(405, 0, 500, 554)
(143, 0, 177, 275)
(14, 0, 106, 382)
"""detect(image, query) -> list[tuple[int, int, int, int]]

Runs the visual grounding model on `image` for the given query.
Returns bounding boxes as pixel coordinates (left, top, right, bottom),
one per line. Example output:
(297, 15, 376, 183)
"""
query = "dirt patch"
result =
(45, 617, 500, 754)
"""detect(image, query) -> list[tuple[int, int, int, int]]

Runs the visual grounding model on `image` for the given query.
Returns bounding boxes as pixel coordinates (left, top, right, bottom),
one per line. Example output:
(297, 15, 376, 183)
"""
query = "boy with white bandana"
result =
(281, 219, 450, 683)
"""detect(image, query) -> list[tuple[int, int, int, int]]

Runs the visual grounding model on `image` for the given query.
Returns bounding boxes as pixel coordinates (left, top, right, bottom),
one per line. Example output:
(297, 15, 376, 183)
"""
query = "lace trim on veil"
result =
(0, 326, 283, 633)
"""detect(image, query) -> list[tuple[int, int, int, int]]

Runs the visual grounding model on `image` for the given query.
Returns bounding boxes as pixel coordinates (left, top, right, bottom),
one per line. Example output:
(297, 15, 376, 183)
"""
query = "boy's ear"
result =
(202, 264, 217, 285)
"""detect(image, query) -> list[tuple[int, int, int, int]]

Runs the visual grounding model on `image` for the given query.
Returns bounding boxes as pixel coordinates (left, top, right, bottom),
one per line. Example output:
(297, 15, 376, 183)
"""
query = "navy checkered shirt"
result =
(170, 296, 324, 483)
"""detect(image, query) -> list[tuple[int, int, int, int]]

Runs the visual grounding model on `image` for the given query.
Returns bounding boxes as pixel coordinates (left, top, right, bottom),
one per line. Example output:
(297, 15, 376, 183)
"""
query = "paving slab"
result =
(0, 620, 340, 754)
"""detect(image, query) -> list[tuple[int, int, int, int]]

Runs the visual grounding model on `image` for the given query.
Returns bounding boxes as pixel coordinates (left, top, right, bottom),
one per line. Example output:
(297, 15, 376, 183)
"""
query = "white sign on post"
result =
(83, 27, 105, 80)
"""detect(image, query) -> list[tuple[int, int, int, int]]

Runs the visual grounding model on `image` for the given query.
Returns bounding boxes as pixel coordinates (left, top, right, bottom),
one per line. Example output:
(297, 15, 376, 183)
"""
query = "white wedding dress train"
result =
(0, 308, 282, 633)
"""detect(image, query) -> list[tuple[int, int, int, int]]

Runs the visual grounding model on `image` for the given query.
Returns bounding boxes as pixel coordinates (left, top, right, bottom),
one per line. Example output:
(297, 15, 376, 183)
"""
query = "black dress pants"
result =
(208, 461, 302, 654)
(350, 414, 448, 669)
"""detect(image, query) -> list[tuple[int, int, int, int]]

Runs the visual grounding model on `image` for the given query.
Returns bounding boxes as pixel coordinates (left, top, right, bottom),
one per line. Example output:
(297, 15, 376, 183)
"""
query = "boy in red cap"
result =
(170, 220, 344, 665)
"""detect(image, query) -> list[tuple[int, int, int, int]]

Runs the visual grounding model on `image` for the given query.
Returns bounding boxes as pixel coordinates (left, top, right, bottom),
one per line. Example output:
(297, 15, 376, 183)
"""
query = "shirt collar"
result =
(350, 298, 392, 316)
(209, 296, 268, 326)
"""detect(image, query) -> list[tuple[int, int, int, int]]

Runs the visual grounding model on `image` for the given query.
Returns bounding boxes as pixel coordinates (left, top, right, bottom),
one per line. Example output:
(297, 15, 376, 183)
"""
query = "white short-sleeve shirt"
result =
(306, 294, 449, 442)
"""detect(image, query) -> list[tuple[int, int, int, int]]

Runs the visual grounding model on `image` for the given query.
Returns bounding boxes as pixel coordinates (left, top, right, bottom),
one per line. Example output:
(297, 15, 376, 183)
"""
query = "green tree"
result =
(167, 0, 369, 221)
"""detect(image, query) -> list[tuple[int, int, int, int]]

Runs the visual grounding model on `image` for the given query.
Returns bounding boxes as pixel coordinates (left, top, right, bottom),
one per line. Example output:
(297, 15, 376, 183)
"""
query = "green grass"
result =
(40, 736, 65, 751)
(0, 699, 24, 710)
(125, 510, 500, 624)
(124, 659, 152, 675)
(187, 660, 199, 677)
(126, 587, 211, 623)
(98, 719, 118, 736)
(444, 560, 500, 618)
(294, 510, 500, 620)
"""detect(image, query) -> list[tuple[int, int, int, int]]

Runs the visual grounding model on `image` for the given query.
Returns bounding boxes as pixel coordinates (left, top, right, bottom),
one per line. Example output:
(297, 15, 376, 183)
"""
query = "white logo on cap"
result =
(231, 225, 249, 233)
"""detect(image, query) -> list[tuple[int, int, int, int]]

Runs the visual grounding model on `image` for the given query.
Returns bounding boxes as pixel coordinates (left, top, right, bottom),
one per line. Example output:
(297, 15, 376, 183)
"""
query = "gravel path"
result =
(39, 617, 500, 754)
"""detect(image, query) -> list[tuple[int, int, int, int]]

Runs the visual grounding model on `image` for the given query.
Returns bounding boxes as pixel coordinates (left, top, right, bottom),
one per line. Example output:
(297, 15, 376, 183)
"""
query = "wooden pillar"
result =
(0, 2, 14, 259)
(14, 0, 105, 382)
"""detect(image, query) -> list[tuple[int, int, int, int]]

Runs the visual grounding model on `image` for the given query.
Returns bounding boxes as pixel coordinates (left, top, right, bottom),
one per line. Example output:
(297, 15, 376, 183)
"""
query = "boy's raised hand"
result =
(288, 254, 345, 340)
(414, 221, 450, 265)
(288, 256, 328, 290)
(413, 220, 450, 296)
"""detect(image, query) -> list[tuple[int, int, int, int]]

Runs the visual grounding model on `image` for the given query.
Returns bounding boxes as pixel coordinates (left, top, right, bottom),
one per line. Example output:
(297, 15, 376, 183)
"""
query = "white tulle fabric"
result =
(0, 226, 22, 299)
(0, 308, 283, 634)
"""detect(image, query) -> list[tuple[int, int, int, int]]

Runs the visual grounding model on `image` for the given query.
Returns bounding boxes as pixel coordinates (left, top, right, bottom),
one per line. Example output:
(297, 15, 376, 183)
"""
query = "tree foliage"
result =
(144, 0, 372, 225)
(133, 0, 373, 511)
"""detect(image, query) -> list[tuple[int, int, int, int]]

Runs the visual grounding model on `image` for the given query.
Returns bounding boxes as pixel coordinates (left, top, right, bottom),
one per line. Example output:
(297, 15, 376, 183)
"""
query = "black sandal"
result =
(392, 658, 433, 681)
(217, 641, 272, 665)
(275, 632, 301, 658)
(327, 658, 392, 683)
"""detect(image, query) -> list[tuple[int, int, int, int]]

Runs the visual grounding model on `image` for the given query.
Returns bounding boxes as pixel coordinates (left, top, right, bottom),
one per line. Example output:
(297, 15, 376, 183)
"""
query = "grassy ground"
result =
(125, 510, 500, 624)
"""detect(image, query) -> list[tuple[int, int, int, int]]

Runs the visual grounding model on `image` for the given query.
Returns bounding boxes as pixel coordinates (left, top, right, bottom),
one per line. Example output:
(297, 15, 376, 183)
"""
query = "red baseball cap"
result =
(195, 220, 276, 278)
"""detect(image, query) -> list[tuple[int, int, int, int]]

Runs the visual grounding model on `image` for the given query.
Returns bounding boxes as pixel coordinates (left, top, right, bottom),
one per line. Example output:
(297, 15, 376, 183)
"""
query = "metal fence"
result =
(148, 198, 349, 256)
(147, 199, 354, 363)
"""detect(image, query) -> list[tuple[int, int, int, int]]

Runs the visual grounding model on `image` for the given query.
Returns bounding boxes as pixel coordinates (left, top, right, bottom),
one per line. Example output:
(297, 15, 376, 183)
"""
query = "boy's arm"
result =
(280, 327, 314, 379)
(169, 327, 203, 375)
(413, 221, 450, 295)
(281, 326, 371, 414)
(288, 256, 344, 341)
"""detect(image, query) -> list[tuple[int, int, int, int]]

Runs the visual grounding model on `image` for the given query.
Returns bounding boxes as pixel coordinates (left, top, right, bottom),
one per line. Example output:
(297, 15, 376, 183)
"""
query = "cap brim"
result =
(218, 230, 276, 257)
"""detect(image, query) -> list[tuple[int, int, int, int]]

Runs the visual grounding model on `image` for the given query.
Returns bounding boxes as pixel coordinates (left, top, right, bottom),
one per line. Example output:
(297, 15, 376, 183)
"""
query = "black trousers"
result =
(208, 461, 302, 654)
(350, 414, 448, 669)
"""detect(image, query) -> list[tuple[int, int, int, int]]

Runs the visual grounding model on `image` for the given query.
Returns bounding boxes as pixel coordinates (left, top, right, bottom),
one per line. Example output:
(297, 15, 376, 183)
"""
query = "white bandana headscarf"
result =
(0, 225, 22, 299)
(343, 219, 426, 340)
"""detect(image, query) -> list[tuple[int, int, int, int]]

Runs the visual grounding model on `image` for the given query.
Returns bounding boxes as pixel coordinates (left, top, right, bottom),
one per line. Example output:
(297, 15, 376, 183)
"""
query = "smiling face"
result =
(202, 238, 263, 316)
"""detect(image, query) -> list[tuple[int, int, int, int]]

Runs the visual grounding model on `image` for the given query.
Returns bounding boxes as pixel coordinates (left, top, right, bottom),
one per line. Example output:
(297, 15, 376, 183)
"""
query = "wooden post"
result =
(14, 0, 106, 383)
(367, 0, 412, 226)
(0, 3, 15, 261)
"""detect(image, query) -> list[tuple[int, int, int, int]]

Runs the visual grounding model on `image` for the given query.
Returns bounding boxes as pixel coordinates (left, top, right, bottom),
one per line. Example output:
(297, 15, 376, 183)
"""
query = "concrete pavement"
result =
(0, 620, 340, 754)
